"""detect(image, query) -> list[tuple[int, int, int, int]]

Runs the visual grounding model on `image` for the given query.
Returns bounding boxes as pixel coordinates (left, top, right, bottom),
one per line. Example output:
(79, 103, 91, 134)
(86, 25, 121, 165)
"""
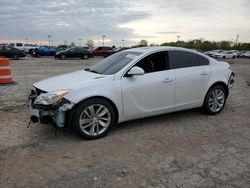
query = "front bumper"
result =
(28, 88, 73, 127)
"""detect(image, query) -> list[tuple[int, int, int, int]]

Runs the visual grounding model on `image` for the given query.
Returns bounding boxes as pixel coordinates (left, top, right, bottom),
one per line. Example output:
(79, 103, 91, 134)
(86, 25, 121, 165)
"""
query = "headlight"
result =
(34, 90, 70, 105)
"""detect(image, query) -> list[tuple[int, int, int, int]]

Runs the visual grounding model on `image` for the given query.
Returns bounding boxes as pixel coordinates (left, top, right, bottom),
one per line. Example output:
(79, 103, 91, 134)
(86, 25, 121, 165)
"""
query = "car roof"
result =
(126, 46, 202, 55)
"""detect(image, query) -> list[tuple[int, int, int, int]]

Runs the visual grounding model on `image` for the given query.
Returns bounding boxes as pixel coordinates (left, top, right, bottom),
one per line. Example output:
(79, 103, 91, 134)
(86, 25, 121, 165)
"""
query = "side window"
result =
(16, 43, 23, 47)
(134, 52, 168, 74)
(169, 51, 207, 69)
(198, 56, 209, 66)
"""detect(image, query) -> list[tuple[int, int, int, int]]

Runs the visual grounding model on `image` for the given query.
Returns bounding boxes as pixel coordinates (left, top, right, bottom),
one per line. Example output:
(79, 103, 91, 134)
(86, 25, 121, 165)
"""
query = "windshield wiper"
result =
(85, 68, 102, 74)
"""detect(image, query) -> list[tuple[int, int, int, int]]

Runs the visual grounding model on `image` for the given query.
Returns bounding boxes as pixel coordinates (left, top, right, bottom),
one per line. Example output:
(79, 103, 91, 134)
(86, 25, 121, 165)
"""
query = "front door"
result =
(122, 51, 175, 118)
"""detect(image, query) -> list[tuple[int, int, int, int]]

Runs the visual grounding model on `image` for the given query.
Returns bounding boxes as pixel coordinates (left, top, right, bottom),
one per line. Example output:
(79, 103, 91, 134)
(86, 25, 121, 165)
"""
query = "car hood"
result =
(34, 70, 113, 92)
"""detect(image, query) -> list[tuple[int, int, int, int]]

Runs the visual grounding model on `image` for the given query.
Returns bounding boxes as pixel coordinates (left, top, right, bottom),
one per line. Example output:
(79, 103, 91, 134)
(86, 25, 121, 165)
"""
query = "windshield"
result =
(88, 51, 142, 75)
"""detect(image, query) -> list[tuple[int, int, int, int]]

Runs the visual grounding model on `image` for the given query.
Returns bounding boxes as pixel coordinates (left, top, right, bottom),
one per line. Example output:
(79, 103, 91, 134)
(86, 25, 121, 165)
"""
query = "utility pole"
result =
(79, 38, 81, 47)
(235, 34, 239, 46)
(177, 35, 181, 46)
(25, 38, 28, 45)
(48, 35, 51, 47)
(102, 35, 106, 46)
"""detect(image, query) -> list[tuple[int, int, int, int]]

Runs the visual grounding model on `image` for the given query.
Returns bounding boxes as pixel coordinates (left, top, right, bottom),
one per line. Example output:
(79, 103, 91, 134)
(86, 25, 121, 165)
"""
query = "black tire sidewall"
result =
(73, 98, 116, 139)
(13, 54, 19, 60)
(61, 54, 66, 59)
(83, 55, 88, 59)
(203, 85, 226, 115)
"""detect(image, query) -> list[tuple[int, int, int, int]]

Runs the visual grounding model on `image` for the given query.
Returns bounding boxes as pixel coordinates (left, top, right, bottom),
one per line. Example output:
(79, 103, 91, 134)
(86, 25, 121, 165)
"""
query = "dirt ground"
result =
(0, 56, 250, 188)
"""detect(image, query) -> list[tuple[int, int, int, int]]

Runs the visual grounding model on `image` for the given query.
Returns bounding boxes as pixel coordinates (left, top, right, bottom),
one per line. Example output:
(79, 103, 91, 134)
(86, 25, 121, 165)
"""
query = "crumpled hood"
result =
(34, 70, 112, 92)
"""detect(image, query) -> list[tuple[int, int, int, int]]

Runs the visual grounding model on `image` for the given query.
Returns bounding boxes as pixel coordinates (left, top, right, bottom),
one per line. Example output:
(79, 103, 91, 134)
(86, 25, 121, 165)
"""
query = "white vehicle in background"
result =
(28, 47, 235, 139)
(227, 50, 240, 57)
(205, 50, 224, 57)
(240, 51, 250, 58)
(213, 51, 237, 59)
(8, 42, 39, 54)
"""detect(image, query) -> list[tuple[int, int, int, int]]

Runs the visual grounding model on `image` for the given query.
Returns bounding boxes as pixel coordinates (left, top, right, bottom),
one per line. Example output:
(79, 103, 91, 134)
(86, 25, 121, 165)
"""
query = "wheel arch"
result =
(67, 96, 119, 127)
(204, 81, 229, 105)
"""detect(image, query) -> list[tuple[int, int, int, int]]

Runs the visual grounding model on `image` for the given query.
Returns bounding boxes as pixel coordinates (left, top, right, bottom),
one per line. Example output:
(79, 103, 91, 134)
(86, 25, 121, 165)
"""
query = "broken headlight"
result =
(34, 90, 70, 105)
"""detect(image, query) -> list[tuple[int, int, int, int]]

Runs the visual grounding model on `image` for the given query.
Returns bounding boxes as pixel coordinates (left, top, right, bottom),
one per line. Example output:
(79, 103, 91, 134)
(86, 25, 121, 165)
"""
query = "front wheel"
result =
(13, 54, 19, 60)
(203, 85, 227, 115)
(60, 54, 66, 60)
(73, 98, 116, 139)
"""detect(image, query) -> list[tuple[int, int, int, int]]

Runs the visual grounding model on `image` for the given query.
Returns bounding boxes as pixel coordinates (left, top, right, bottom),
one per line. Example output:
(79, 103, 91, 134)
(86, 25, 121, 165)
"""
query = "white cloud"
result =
(0, 0, 249, 45)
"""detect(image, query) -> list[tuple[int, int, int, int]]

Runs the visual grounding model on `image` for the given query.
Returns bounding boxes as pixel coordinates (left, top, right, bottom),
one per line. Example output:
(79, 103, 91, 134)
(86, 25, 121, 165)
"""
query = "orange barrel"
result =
(0, 57, 13, 84)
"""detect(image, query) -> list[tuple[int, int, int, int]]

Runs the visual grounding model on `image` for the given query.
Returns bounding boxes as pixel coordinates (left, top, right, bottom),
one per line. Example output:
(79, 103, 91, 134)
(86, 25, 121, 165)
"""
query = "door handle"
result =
(200, 71, 208, 76)
(163, 77, 173, 83)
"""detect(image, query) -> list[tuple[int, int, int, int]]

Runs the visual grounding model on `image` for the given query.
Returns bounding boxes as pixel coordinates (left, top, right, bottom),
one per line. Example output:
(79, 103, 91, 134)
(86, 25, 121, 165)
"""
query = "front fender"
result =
(64, 80, 123, 122)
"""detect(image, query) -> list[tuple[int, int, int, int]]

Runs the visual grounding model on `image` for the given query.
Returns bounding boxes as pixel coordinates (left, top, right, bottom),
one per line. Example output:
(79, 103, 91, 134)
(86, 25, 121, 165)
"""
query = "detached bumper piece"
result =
(28, 89, 72, 135)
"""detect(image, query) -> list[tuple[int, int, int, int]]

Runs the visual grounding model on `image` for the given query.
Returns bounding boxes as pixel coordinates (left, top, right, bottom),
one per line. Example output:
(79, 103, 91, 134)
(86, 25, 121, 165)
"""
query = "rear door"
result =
(169, 51, 210, 106)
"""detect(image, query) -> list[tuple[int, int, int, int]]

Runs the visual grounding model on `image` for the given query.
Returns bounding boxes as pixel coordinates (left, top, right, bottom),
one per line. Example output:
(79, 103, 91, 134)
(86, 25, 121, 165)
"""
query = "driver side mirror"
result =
(127, 66, 145, 76)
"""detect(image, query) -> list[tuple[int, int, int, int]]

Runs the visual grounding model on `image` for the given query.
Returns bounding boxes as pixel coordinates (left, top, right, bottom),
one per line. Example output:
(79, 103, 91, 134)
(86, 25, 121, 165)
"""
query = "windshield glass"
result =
(88, 51, 142, 75)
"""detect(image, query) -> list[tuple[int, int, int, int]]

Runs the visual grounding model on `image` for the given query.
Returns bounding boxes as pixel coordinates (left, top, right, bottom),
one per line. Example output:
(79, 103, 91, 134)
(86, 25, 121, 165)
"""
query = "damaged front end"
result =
(28, 88, 74, 128)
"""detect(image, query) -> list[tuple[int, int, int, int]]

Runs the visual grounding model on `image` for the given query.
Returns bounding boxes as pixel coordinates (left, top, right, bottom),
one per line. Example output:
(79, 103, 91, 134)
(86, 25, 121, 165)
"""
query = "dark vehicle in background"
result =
(54, 47, 92, 60)
(92, 46, 114, 57)
(32, 46, 57, 57)
(112, 47, 130, 54)
(57, 45, 69, 51)
(0, 45, 25, 59)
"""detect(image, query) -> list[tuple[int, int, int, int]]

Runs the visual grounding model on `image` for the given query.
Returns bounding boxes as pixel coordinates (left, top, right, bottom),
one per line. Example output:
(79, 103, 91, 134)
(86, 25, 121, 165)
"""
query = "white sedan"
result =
(213, 51, 237, 59)
(29, 47, 235, 139)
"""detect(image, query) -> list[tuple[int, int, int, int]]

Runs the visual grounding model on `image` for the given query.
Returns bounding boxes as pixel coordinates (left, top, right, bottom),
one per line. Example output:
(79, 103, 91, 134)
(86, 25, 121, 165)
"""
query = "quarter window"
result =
(169, 51, 209, 69)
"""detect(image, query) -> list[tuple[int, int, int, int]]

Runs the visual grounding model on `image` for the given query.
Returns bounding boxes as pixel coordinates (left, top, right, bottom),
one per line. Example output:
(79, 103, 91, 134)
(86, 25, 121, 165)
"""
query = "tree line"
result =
(134, 39, 250, 51)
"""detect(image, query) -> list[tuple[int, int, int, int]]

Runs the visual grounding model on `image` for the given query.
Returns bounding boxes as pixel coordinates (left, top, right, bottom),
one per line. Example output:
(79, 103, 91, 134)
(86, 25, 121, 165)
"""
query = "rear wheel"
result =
(73, 98, 116, 139)
(232, 56, 235, 59)
(82, 54, 88, 60)
(203, 85, 226, 115)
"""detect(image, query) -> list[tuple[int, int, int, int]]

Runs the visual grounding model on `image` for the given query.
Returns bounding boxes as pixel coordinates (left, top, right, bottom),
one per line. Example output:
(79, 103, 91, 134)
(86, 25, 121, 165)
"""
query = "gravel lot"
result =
(0, 56, 250, 188)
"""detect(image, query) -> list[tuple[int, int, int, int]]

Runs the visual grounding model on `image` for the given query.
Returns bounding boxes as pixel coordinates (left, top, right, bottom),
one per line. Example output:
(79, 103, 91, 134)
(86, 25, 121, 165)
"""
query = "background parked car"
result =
(55, 47, 92, 59)
(32, 46, 57, 57)
(92, 46, 114, 57)
(8, 42, 39, 54)
(112, 47, 131, 54)
(57, 45, 69, 51)
(205, 50, 224, 57)
(213, 51, 237, 59)
(240, 51, 250, 58)
(0, 45, 26, 59)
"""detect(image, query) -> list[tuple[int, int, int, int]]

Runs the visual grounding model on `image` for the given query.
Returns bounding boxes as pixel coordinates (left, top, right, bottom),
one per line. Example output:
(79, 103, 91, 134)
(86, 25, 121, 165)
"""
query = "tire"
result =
(223, 56, 225, 59)
(60, 54, 66, 60)
(13, 54, 19, 60)
(203, 85, 227, 115)
(73, 98, 116, 139)
(82, 54, 88, 60)
(232, 56, 235, 59)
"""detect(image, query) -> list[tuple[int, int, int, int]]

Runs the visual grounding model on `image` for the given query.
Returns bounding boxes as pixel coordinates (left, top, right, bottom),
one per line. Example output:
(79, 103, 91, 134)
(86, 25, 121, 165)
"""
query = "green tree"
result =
(85, 40, 94, 48)
(138, 39, 148, 47)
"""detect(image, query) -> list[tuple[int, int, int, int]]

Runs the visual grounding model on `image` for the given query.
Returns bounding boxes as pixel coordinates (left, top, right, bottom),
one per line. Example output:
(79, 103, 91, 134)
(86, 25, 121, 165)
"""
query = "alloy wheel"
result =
(208, 88, 225, 112)
(79, 104, 111, 136)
